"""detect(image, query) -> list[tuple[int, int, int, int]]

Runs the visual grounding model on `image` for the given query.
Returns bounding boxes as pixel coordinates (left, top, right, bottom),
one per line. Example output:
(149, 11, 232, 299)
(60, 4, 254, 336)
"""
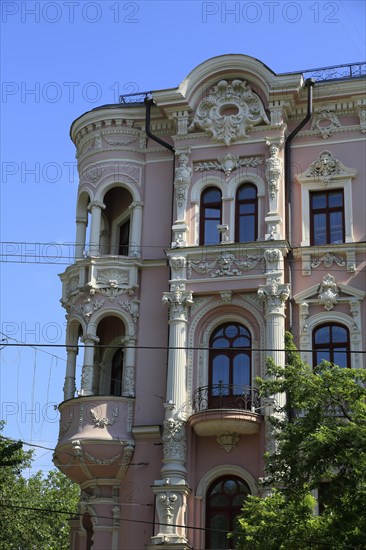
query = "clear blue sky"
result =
(1, 0, 365, 474)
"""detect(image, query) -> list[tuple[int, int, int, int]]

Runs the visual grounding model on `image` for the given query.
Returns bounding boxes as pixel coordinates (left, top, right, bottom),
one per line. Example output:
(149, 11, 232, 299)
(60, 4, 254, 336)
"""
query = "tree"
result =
(235, 333, 366, 549)
(0, 423, 79, 550)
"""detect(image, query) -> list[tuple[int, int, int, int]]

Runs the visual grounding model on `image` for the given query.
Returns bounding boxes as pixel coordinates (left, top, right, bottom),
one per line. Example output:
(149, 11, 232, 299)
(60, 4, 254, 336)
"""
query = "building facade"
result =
(53, 55, 366, 549)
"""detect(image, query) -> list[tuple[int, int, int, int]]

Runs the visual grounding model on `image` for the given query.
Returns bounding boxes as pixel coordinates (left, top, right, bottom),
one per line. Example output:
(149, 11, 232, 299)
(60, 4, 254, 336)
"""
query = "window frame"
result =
(205, 475, 251, 549)
(199, 186, 222, 245)
(208, 322, 252, 408)
(310, 189, 345, 246)
(312, 322, 351, 369)
(235, 183, 258, 243)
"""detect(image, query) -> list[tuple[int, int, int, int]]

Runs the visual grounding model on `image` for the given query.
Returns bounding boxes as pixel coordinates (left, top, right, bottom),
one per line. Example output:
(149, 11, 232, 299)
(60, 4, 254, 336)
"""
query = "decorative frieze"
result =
(311, 252, 345, 270)
(189, 79, 269, 145)
(187, 252, 264, 279)
(194, 154, 263, 176)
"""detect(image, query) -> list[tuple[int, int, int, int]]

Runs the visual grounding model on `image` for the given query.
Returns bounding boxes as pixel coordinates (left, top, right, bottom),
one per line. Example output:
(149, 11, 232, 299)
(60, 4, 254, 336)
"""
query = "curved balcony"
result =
(189, 384, 263, 437)
(53, 396, 135, 484)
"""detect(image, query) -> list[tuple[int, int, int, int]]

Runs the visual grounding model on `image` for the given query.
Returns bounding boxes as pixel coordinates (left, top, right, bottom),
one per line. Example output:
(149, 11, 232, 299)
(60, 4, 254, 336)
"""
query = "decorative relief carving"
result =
(162, 289, 193, 321)
(217, 432, 239, 453)
(220, 291, 232, 304)
(307, 151, 340, 182)
(358, 108, 366, 133)
(194, 154, 263, 176)
(189, 79, 270, 145)
(257, 279, 290, 315)
(311, 109, 341, 139)
(187, 252, 264, 279)
(311, 252, 345, 269)
(299, 301, 309, 333)
(265, 139, 283, 212)
(96, 269, 129, 287)
(174, 152, 192, 223)
(318, 274, 339, 310)
(103, 136, 137, 146)
(163, 418, 186, 461)
(90, 407, 118, 428)
(67, 275, 80, 295)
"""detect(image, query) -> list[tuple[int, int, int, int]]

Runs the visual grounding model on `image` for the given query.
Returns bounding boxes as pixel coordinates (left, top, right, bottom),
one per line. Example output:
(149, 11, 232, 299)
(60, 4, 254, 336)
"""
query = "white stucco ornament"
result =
(189, 79, 270, 145)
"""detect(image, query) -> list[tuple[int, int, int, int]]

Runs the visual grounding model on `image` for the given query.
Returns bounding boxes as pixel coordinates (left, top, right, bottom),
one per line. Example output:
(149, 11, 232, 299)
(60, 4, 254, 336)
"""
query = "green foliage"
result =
(0, 424, 79, 550)
(235, 333, 366, 549)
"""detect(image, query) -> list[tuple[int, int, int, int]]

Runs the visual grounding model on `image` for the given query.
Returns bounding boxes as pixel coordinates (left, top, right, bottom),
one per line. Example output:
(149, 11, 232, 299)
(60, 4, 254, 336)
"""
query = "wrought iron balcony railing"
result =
(192, 384, 260, 413)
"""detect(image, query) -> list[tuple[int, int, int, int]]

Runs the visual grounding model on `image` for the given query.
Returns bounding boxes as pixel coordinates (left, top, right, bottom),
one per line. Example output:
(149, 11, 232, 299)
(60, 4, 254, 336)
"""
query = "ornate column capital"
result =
(258, 278, 290, 316)
(162, 289, 193, 321)
(81, 334, 100, 345)
(88, 200, 105, 211)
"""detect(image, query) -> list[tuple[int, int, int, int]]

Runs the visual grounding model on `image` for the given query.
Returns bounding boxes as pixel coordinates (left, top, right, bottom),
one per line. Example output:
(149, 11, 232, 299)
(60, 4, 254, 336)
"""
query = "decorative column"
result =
(75, 217, 87, 259)
(264, 137, 284, 240)
(80, 334, 100, 396)
(88, 201, 105, 256)
(258, 278, 290, 408)
(162, 287, 193, 419)
(129, 201, 143, 257)
(121, 335, 136, 397)
(171, 149, 192, 248)
(63, 346, 78, 400)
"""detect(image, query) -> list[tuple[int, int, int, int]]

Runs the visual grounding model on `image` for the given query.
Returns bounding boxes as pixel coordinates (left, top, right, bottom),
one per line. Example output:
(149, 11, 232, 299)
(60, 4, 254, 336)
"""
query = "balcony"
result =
(189, 384, 263, 437)
(53, 396, 135, 484)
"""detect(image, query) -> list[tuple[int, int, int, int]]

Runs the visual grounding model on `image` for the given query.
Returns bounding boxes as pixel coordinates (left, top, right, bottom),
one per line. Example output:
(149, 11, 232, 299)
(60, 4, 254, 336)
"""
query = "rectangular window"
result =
(310, 190, 344, 245)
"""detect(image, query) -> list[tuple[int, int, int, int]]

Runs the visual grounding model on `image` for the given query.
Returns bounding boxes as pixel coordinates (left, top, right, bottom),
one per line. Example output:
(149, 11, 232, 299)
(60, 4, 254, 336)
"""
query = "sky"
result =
(0, 0, 365, 475)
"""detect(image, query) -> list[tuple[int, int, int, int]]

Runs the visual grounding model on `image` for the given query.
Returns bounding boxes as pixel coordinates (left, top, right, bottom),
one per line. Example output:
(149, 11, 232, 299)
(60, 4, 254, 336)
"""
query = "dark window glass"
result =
(235, 184, 258, 243)
(200, 187, 222, 245)
(313, 323, 350, 369)
(310, 190, 344, 245)
(206, 476, 250, 549)
(110, 348, 123, 395)
(119, 219, 130, 255)
(209, 323, 251, 407)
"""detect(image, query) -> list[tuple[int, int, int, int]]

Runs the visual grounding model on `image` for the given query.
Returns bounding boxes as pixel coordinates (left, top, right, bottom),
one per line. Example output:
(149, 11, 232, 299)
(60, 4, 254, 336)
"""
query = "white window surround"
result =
(296, 152, 357, 247)
(188, 301, 264, 396)
(294, 278, 365, 370)
(190, 173, 265, 244)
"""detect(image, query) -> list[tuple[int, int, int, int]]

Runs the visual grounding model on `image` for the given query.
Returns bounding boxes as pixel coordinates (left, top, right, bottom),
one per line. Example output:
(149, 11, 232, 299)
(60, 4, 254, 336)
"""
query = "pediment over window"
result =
(294, 274, 365, 311)
(296, 151, 357, 187)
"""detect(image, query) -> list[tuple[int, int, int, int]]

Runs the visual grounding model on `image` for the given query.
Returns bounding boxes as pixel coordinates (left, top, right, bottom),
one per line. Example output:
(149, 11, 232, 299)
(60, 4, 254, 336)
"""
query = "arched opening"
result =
(312, 322, 350, 369)
(205, 475, 250, 549)
(208, 323, 252, 409)
(102, 187, 133, 255)
(95, 316, 126, 395)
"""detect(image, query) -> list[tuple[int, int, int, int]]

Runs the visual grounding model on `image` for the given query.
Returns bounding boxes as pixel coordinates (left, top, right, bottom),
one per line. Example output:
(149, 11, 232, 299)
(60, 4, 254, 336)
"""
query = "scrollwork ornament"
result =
(189, 79, 269, 145)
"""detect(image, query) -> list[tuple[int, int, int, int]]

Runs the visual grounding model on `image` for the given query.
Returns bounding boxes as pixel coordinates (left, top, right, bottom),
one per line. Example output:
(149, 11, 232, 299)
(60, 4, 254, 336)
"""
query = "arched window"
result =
(312, 323, 350, 369)
(200, 187, 222, 245)
(206, 476, 250, 549)
(209, 323, 251, 408)
(235, 183, 257, 243)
